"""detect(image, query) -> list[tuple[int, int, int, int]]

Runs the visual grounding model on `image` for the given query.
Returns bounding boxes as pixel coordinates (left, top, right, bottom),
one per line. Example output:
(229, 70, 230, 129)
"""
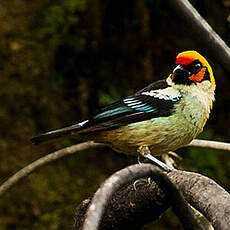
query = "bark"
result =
(75, 164, 230, 230)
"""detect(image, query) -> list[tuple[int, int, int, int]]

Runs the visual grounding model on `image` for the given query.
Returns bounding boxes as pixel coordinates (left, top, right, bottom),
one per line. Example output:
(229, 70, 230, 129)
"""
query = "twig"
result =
(168, 0, 230, 74)
(82, 164, 203, 230)
(189, 139, 230, 151)
(0, 141, 104, 197)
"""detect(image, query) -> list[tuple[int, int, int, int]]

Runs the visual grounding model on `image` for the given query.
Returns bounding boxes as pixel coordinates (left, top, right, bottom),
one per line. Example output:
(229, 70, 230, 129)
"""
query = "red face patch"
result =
(189, 67, 206, 82)
(175, 56, 194, 66)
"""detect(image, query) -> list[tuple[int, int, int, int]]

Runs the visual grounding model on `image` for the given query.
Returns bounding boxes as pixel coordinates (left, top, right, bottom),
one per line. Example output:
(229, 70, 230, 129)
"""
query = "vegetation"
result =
(0, 0, 230, 229)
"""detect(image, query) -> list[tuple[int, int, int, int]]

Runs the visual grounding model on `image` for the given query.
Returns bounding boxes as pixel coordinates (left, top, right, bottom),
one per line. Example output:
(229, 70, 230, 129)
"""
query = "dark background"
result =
(0, 0, 230, 229)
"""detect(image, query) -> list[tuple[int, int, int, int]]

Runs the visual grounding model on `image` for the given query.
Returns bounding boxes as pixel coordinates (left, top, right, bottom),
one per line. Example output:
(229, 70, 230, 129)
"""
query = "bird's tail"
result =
(30, 122, 87, 145)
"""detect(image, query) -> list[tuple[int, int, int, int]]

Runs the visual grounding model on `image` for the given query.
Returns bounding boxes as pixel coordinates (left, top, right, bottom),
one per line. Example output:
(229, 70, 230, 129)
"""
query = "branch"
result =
(189, 139, 230, 151)
(81, 164, 203, 230)
(0, 139, 229, 197)
(168, 0, 230, 74)
(169, 170, 230, 230)
(0, 141, 103, 197)
(75, 165, 230, 230)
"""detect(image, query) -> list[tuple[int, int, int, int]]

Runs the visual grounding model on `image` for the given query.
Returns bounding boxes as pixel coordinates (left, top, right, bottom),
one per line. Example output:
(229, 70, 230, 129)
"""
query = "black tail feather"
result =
(30, 123, 82, 145)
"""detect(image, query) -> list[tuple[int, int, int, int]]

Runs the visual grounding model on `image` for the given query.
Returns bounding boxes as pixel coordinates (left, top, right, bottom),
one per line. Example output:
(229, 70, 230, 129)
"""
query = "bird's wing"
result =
(30, 80, 181, 144)
(79, 80, 181, 132)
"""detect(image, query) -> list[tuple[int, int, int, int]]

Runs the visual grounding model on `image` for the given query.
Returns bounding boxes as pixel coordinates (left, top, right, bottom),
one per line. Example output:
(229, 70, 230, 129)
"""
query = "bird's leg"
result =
(137, 155, 142, 164)
(161, 153, 175, 169)
(137, 146, 175, 172)
(133, 147, 152, 190)
(161, 151, 182, 169)
(133, 146, 174, 190)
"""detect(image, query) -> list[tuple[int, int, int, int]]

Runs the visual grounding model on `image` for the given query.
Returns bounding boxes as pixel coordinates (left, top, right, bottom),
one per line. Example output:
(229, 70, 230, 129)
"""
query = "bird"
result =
(31, 50, 216, 170)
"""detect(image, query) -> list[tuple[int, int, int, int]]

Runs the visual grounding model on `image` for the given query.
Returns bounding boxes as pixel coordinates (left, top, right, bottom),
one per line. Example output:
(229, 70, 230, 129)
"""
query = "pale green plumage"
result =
(89, 79, 215, 156)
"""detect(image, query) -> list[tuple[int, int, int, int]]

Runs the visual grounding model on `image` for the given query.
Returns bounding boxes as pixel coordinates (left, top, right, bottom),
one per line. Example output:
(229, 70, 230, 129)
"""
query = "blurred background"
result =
(0, 0, 230, 229)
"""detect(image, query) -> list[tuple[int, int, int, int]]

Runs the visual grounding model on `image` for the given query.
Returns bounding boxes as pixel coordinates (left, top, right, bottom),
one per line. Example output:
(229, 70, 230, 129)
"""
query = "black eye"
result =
(187, 60, 203, 74)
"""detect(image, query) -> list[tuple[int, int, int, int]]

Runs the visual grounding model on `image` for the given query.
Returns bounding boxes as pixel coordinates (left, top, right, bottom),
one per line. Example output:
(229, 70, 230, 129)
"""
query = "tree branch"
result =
(189, 139, 230, 151)
(169, 170, 230, 230)
(168, 0, 230, 74)
(81, 164, 203, 230)
(75, 165, 230, 230)
(0, 141, 103, 197)
(0, 139, 230, 197)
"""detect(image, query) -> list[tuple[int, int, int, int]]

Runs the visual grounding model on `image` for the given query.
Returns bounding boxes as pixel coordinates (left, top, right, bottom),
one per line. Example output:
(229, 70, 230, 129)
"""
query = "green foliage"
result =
(98, 87, 122, 106)
(38, 0, 87, 51)
(50, 72, 64, 91)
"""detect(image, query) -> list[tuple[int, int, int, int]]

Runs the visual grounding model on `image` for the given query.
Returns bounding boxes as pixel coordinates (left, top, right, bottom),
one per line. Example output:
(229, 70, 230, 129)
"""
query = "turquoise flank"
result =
(131, 104, 155, 113)
(124, 97, 156, 113)
(136, 106, 155, 113)
(95, 106, 132, 118)
(95, 104, 156, 119)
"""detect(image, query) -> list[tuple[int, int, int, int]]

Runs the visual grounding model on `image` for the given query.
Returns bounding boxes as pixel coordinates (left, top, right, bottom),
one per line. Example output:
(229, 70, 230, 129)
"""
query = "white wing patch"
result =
(78, 120, 89, 126)
(141, 87, 181, 101)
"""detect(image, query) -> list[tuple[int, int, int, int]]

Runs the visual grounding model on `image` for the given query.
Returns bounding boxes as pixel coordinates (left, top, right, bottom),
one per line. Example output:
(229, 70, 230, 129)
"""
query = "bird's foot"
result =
(162, 151, 182, 170)
(137, 145, 175, 172)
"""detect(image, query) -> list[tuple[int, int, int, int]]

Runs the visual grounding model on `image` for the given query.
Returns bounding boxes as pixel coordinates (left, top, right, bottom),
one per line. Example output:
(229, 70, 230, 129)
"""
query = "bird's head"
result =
(168, 50, 215, 90)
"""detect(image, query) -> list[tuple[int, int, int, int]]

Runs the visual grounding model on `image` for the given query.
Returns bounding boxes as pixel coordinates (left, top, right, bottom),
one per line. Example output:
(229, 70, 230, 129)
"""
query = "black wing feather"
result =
(135, 79, 169, 95)
(79, 80, 180, 132)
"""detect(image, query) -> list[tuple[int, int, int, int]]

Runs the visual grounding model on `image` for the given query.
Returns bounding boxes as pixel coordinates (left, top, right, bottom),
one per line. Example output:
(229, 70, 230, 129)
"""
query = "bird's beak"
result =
(173, 64, 191, 77)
